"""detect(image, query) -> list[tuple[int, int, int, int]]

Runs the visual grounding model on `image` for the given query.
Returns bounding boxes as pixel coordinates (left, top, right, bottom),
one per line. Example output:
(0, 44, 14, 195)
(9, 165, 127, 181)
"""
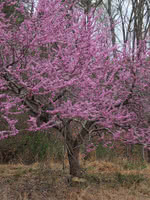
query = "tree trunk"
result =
(63, 120, 82, 177)
(107, 0, 116, 57)
(67, 140, 81, 177)
(147, 150, 150, 163)
(64, 120, 94, 177)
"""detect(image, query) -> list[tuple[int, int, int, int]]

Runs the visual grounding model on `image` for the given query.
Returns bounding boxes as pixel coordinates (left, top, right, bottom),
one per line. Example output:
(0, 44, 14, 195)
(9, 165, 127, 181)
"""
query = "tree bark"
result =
(67, 140, 81, 177)
(63, 120, 81, 177)
(64, 120, 94, 176)
(147, 149, 150, 163)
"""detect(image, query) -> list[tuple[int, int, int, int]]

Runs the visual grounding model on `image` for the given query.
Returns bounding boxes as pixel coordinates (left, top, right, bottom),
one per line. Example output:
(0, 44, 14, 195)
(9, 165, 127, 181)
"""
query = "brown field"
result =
(0, 156, 150, 200)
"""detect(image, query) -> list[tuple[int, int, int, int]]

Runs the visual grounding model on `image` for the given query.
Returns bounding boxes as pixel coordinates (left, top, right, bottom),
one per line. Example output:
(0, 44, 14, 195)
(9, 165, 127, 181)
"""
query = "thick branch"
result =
(2, 68, 67, 125)
(77, 120, 95, 144)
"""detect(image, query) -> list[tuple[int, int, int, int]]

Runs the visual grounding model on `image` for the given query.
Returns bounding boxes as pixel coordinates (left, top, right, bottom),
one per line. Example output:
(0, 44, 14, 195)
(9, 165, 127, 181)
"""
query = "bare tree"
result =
(99, 0, 150, 55)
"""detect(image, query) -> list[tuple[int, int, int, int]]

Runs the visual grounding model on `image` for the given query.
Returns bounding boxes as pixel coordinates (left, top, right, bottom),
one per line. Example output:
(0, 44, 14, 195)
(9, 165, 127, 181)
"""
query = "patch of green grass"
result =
(13, 169, 27, 178)
(84, 173, 101, 184)
(28, 168, 33, 172)
(123, 161, 147, 170)
(84, 172, 117, 186)
(84, 170, 146, 189)
(115, 172, 145, 188)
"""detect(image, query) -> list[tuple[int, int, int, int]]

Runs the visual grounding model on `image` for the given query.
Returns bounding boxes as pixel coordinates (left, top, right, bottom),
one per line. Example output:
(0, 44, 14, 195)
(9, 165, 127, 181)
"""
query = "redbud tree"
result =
(0, 0, 150, 176)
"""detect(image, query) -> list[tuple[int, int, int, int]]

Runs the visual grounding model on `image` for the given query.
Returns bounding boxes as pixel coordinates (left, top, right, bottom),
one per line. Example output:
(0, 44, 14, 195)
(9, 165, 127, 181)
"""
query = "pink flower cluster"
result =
(0, 1, 150, 147)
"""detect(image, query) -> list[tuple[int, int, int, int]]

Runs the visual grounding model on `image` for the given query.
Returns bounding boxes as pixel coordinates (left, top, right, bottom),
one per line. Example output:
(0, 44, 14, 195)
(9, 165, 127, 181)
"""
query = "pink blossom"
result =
(0, 0, 150, 149)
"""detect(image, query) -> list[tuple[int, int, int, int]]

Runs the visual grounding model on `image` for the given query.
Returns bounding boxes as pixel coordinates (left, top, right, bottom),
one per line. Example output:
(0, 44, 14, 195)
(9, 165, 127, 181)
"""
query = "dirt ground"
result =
(0, 158, 150, 200)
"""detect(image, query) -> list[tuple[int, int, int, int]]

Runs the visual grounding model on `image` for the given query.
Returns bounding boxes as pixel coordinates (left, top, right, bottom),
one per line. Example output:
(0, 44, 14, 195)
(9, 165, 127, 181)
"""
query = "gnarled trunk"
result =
(64, 120, 81, 177)
(147, 149, 150, 163)
(64, 120, 94, 176)
(67, 140, 81, 176)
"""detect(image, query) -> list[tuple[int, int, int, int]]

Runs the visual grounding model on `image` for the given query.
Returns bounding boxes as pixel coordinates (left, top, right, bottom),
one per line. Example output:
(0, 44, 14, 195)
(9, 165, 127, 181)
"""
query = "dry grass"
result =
(0, 158, 150, 200)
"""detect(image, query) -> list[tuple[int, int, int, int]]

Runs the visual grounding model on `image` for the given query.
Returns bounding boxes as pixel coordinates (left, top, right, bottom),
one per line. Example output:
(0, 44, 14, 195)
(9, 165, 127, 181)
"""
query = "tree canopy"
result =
(1, 0, 150, 176)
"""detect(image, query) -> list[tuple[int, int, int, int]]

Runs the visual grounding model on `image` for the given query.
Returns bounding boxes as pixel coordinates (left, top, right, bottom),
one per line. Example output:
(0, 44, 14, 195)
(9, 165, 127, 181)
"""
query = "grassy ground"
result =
(0, 157, 150, 200)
